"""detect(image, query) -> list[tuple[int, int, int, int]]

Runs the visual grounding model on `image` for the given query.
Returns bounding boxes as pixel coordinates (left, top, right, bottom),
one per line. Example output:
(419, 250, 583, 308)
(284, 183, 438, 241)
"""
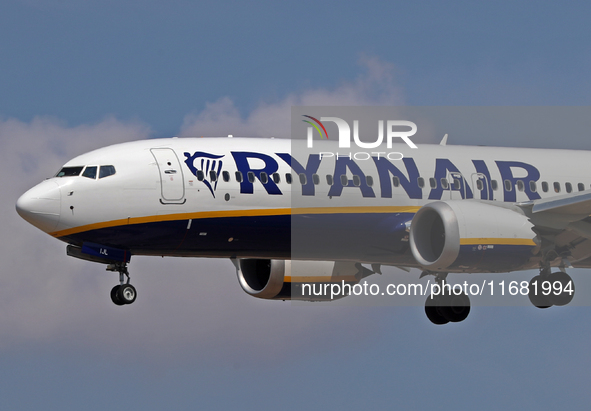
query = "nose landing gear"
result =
(107, 263, 137, 306)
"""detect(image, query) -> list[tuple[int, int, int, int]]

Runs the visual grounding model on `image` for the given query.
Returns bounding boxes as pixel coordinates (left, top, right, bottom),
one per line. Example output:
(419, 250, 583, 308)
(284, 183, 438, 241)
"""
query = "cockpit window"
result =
(82, 166, 97, 179)
(55, 166, 84, 177)
(99, 165, 116, 179)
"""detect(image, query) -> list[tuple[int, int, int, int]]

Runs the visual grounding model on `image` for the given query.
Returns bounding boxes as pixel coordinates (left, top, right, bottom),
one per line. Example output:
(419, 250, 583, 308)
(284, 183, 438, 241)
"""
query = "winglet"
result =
(439, 134, 448, 146)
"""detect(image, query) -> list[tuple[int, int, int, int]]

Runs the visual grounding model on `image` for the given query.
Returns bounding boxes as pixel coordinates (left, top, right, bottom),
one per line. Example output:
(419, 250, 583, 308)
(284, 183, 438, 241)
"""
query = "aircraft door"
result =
(447, 171, 467, 200)
(151, 148, 186, 204)
(471, 173, 491, 200)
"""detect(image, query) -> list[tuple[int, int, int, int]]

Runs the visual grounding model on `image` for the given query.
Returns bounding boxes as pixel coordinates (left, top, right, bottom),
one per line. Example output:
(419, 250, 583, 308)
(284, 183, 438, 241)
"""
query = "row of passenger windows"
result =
(55, 165, 116, 179)
(399, 177, 585, 194)
(197, 170, 373, 186)
(198, 170, 587, 193)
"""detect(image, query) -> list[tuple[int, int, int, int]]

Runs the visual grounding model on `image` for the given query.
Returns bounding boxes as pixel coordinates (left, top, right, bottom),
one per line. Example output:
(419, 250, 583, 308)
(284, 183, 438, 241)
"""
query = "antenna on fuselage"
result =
(439, 134, 448, 146)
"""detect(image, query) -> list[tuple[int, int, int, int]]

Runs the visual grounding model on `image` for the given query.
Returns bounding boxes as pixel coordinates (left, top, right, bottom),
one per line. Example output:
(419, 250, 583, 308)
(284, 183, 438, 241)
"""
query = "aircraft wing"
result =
(517, 192, 591, 266)
(519, 191, 591, 235)
(529, 191, 591, 216)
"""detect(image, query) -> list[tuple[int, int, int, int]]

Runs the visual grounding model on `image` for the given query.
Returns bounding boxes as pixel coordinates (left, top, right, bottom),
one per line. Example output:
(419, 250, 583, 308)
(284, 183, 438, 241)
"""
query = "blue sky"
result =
(3, 1, 591, 410)
(3, 1, 590, 134)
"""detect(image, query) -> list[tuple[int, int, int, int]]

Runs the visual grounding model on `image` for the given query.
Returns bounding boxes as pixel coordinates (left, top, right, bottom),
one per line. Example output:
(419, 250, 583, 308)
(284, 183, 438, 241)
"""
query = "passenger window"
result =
(222, 171, 230, 182)
(554, 182, 561, 193)
(312, 174, 320, 185)
(441, 178, 449, 189)
(578, 183, 585, 192)
(418, 177, 425, 188)
(491, 180, 498, 191)
(366, 176, 374, 187)
(542, 182, 548, 192)
(326, 175, 334, 186)
(235, 171, 243, 183)
(516, 180, 524, 192)
(260, 172, 268, 184)
(504, 180, 512, 192)
(340, 175, 348, 186)
(529, 181, 537, 192)
(565, 182, 572, 193)
(99, 165, 116, 179)
(247, 172, 255, 183)
(429, 178, 436, 188)
(392, 176, 400, 187)
(353, 175, 361, 187)
(209, 170, 218, 182)
(82, 166, 97, 179)
(286, 173, 292, 184)
(56, 166, 84, 177)
(272, 173, 280, 184)
(197, 170, 204, 181)
(299, 173, 307, 185)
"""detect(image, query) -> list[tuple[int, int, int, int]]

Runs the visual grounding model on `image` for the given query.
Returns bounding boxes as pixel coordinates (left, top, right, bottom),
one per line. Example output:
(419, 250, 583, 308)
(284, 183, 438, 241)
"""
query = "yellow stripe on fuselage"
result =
(459, 238, 536, 246)
(291, 206, 420, 215)
(284, 275, 359, 283)
(49, 206, 421, 238)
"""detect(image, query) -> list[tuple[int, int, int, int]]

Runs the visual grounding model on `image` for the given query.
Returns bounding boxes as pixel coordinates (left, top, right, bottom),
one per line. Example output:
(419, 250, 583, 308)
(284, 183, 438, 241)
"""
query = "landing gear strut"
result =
(423, 272, 471, 325)
(107, 263, 137, 306)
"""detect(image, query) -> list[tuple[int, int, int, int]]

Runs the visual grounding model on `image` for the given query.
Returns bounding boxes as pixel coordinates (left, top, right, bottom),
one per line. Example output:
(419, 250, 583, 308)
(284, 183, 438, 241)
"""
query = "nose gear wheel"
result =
(107, 263, 137, 306)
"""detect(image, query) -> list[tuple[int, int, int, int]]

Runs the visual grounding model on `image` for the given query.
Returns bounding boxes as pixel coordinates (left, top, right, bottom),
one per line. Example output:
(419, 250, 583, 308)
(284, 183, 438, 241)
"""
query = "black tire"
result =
(117, 284, 137, 305)
(548, 272, 575, 306)
(528, 275, 552, 309)
(110, 285, 125, 306)
(425, 296, 449, 325)
(440, 293, 471, 323)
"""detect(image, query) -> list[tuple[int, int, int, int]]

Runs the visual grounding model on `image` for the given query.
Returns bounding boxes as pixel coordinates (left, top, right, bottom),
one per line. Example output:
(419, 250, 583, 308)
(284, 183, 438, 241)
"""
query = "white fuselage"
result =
(15, 137, 591, 271)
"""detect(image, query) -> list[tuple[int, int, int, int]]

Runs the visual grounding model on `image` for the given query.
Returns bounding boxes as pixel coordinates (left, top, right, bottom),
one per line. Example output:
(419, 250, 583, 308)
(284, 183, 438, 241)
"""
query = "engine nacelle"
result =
(233, 258, 374, 301)
(409, 201, 538, 272)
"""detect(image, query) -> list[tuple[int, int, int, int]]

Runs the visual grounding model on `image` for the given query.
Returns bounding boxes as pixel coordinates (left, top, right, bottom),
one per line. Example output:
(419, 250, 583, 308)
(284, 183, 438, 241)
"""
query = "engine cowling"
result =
(409, 201, 539, 272)
(233, 258, 374, 301)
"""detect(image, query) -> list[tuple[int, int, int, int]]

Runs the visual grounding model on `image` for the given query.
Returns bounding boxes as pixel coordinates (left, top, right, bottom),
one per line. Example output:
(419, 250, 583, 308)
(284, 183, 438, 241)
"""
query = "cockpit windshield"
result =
(55, 165, 116, 179)
(55, 166, 84, 177)
(82, 166, 97, 179)
(99, 165, 116, 178)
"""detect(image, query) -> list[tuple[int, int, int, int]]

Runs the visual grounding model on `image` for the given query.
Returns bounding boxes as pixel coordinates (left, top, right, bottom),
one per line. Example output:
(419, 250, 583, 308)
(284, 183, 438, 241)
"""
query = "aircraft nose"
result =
(16, 180, 62, 233)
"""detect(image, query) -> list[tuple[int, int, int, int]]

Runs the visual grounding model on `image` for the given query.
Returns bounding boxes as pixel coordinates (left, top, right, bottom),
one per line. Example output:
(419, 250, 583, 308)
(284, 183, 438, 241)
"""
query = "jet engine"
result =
(233, 258, 374, 301)
(409, 201, 539, 272)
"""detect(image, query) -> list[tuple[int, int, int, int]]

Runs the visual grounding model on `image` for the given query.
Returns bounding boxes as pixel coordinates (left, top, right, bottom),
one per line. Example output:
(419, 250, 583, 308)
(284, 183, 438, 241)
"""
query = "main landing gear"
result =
(107, 263, 137, 306)
(422, 263, 575, 324)
(423, 273, 471, 325)
(528, 266, 575, 309)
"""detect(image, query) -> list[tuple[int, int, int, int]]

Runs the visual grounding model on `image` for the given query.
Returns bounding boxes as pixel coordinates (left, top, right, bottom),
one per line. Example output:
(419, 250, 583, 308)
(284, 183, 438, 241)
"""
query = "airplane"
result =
(15, 135, 591, 325)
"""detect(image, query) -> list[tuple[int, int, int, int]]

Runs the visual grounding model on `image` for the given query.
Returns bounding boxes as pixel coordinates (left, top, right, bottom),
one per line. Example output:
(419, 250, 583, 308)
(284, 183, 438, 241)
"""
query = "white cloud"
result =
(180, 56, 405, 138)
(1, 115, 152, 186)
